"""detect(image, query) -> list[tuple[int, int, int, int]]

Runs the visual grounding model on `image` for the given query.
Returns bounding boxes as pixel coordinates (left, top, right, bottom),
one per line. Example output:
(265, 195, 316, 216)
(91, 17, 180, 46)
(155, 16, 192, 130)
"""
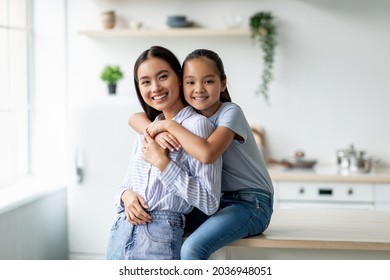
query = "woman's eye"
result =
(205, 80, 214, 84)
(140, 80, 150, 86)
(185, 81, 194, 85)
(159, 74, 168, 80)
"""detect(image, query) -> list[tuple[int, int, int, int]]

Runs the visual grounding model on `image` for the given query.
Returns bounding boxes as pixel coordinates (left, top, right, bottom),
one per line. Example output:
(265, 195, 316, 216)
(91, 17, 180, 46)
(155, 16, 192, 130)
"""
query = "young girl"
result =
(105, 46, 222, 260)
(128, 49, 274, 260)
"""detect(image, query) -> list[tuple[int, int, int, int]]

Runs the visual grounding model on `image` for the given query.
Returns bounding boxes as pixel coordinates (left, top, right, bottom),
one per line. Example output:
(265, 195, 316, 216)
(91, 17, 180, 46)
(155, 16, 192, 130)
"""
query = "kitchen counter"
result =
(215, 208, 390, 260)
(231, 208, 390, 251)
(267, 165, 390, 183)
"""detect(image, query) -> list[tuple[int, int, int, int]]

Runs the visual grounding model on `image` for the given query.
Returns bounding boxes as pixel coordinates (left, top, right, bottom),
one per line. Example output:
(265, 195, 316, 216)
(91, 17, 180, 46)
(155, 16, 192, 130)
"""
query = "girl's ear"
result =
(221, 79, 227, 92)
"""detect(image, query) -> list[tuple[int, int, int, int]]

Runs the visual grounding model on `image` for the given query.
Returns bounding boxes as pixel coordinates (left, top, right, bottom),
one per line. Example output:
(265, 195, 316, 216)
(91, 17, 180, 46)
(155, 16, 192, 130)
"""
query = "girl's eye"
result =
(140, 80, 150, 86)
(205, 80, 214, 84)
(185, 80, 195, 85)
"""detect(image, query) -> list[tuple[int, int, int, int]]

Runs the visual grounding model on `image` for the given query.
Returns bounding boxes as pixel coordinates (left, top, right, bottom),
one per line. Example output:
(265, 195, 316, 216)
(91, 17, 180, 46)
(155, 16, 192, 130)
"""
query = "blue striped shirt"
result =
(116, 106, 222, 215)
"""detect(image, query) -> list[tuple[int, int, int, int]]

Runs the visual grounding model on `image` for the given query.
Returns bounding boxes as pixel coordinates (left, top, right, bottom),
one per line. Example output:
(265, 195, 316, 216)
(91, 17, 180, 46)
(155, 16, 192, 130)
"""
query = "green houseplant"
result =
(100, 65, 124, 94)
(249, 12, 277, 103)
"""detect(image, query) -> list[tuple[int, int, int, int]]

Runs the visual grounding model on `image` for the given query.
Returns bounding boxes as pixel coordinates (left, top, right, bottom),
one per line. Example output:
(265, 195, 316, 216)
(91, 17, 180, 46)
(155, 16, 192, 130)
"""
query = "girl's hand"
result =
(154, 132, 181, 152)
(121, 189, 151, 225)
(146, 120, 169, 137)
(143, 132, 170, 171)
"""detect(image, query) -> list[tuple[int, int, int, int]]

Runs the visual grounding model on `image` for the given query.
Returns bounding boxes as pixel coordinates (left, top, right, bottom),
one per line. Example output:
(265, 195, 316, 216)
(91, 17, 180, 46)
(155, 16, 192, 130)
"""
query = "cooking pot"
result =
(269, 150, 317, 169)
(337, 144, 379, 173)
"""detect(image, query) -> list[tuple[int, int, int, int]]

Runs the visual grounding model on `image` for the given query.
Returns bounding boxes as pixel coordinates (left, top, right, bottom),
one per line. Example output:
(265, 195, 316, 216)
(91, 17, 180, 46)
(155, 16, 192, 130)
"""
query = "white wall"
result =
(33, 0, 68, 181)
(67, 0, 390, 166)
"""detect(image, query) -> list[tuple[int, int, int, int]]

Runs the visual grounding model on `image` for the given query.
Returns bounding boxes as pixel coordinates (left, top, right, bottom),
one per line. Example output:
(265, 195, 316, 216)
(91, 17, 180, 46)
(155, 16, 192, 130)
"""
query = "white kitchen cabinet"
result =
(68, 101, 140, 259)
(375, 184, 390, 211)
(275, 182, 375, 210)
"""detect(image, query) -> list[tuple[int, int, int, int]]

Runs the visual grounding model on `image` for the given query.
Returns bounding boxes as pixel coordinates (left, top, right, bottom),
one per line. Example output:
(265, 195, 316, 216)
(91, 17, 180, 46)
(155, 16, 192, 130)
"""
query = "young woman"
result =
(128, 49, 274, 260)
(105, 46, 222, 260)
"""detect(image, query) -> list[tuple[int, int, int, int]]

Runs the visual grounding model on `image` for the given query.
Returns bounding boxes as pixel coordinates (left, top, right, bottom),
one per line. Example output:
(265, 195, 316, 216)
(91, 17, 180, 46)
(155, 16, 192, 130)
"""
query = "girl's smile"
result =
(183, 58, 226, 117)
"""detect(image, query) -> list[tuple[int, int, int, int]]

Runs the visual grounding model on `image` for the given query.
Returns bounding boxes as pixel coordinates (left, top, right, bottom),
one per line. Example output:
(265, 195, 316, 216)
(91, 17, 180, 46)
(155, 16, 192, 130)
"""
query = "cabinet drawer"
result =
(277, 182, 374, 202)
(375, 184, 390, 203)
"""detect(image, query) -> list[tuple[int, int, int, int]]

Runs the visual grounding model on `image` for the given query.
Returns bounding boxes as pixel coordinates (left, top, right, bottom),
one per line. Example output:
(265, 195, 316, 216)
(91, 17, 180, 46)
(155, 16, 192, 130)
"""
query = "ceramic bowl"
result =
(167, 15, 192, 28)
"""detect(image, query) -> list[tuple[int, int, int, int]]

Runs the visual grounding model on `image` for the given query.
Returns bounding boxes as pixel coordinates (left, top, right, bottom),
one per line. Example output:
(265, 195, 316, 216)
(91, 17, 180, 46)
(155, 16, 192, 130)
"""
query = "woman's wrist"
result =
(157, 156, 170, 172)
(121, 189, 132, 204)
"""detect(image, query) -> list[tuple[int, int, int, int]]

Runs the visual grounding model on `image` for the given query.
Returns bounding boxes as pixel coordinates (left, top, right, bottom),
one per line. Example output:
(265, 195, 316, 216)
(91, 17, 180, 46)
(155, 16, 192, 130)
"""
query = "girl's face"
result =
(183, 58, 226, 118)
(137, 57, 183, 118)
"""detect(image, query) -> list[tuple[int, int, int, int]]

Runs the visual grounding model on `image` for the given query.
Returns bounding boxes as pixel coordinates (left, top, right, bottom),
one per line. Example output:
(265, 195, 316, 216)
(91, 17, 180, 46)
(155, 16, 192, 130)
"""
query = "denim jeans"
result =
(106, 210, 185, 260)
(181, 188, 273, 260)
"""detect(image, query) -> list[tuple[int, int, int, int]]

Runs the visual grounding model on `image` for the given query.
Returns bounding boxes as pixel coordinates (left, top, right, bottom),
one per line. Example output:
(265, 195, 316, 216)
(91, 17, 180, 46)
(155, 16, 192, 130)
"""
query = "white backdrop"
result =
(67, 0, 390, 166)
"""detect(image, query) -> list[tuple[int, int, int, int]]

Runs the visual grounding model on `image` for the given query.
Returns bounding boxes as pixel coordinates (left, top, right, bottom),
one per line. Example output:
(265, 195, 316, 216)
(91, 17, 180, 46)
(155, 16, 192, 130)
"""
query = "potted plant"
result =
(249, 12, 277, 103)
(100, 65, 124, 94)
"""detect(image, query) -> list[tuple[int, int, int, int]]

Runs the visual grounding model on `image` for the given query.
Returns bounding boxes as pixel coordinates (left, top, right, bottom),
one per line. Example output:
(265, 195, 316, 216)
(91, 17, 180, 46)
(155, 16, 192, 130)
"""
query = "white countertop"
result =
(268, 165, 390, 183)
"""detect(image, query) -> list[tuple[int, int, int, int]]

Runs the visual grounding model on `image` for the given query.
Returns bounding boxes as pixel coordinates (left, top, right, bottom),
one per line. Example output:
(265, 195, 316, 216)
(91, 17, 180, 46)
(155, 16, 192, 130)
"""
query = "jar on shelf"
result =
(101, 10, 116, 29)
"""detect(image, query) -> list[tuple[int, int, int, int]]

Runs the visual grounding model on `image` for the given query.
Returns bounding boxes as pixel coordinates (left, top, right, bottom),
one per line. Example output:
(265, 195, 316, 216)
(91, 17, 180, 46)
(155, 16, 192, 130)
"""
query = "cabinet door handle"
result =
(348, 188, 354, 195)
(299, 188, 305, 194)
(319, 189, 333, 196)
(75, 148, 84, 184)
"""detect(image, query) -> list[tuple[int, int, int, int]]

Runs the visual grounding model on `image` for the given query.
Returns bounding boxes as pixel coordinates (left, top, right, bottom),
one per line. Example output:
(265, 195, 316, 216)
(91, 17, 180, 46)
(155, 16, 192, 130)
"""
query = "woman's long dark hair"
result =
(182, 49, 232, 103)
(133, 46, 186, 121)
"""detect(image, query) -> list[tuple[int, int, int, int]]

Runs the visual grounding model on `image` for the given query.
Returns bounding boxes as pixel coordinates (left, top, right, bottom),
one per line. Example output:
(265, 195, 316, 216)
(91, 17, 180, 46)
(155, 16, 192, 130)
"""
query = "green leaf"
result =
(100, 65, 124, 84)
(249, 11, 277, 103)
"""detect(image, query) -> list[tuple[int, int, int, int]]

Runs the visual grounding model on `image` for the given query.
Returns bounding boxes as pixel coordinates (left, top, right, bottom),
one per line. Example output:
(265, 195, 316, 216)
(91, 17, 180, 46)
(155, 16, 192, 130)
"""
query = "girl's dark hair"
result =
(133, 46, 186, 121)
(182, 49, 232, 103)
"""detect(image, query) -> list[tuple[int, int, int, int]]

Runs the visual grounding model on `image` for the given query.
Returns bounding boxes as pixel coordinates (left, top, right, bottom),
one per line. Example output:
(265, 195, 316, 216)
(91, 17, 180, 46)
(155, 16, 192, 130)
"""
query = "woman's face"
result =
(137, 57, 183, 117)
(183, 58, 226, 117)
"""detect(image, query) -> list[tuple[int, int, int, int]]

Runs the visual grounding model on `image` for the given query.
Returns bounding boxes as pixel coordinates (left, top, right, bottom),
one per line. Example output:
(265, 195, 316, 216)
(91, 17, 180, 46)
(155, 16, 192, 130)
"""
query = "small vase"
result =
(108, 84, 117, 94)
(101, 11, 116, 29)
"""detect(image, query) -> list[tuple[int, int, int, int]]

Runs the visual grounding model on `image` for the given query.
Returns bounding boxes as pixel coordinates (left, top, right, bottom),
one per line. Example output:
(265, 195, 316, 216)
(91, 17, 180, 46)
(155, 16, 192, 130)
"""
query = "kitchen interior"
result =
(1, 0, 390, 260)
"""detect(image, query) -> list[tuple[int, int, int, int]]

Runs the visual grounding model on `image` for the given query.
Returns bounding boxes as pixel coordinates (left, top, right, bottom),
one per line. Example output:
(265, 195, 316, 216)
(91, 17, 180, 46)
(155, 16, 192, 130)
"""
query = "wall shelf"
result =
(78, 28, 250, 38)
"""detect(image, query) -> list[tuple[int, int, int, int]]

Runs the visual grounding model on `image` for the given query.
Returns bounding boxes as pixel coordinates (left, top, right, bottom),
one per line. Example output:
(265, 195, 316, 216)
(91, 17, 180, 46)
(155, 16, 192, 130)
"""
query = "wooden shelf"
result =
(78, 28, 250, 38)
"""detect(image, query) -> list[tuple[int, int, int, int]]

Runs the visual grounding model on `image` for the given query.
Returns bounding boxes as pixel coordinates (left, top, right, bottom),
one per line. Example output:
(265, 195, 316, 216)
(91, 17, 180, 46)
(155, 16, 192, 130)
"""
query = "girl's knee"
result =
(180, 239, 207, 260)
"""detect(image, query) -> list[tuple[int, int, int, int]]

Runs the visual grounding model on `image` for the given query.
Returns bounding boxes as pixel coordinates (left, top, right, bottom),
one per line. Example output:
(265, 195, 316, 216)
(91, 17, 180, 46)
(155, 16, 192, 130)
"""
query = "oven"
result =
(275, 182, 375, 210)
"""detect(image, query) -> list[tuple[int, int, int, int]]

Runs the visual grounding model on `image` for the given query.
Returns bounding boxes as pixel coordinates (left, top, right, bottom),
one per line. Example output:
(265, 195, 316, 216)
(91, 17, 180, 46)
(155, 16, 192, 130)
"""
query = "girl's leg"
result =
(181, 190, 273, 260)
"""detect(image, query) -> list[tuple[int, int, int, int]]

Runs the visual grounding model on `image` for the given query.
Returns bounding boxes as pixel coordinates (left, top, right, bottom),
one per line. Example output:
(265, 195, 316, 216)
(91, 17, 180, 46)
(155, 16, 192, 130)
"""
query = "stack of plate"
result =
(167, 15, 192, 28)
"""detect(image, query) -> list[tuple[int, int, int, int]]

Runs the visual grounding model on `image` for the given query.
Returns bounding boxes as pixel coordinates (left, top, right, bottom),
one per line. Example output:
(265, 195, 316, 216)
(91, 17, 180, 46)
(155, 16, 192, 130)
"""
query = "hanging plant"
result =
(249, 12, 277, 103)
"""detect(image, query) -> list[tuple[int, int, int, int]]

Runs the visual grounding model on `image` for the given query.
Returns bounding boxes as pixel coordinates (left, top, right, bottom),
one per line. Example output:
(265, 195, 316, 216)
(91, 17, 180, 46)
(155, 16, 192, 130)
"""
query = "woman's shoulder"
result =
(180, 107, 214, 137)
(181, 106, 212, 125)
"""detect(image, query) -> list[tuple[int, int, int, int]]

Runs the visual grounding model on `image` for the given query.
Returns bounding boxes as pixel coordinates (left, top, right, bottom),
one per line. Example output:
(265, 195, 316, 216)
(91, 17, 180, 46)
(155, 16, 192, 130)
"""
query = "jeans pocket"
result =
(136, 221, 183, 260)
(235, 193, 257, 204)
(145, 220, 175, 243)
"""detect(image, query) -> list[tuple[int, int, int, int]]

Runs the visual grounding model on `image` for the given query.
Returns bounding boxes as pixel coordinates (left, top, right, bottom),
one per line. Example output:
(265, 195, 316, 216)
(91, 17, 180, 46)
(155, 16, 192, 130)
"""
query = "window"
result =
(0, 0, 30, 188)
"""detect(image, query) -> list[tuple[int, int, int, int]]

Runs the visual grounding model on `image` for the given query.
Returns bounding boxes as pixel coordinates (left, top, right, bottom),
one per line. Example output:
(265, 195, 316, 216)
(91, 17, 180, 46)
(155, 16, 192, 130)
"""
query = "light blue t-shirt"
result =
(209, 102, 274, 194)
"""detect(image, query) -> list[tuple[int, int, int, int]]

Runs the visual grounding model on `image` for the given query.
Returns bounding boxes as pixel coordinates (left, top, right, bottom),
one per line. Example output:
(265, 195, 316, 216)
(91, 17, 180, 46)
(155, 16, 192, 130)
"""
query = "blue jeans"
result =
(106, 210, 185, 260)
(181, 188, 273, 260)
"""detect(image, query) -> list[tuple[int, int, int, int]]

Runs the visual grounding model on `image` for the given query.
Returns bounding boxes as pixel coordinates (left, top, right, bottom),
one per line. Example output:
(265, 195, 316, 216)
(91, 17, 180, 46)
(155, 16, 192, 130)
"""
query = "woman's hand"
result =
(121, 189, 151, 225)
(143, 132, 170, 171)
